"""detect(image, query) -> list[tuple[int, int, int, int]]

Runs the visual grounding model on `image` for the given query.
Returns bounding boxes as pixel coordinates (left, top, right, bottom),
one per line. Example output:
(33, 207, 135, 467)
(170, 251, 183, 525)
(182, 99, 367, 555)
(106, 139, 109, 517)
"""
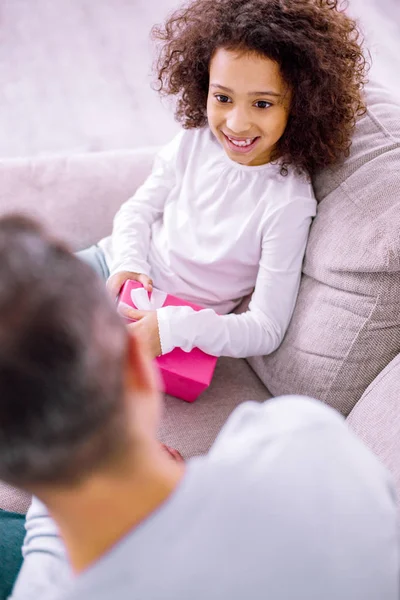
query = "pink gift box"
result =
(118, 280, 217, 402)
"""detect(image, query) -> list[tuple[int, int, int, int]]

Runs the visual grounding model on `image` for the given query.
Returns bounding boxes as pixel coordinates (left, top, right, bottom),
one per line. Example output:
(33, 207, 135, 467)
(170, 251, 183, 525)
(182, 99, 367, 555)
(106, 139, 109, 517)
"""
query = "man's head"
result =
(0, 216, 160, 491)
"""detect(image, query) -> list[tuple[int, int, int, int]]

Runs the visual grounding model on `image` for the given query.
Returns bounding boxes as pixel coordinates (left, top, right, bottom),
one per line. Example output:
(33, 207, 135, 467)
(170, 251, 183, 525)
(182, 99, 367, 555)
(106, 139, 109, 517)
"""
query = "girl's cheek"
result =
(208, 106, 222, 122)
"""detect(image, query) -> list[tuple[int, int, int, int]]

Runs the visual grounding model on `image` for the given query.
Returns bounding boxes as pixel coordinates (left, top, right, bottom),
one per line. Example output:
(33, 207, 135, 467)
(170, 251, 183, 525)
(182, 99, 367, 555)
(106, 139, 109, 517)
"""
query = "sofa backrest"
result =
(248, 80, 400, 415)
(0, 147, 156, 250)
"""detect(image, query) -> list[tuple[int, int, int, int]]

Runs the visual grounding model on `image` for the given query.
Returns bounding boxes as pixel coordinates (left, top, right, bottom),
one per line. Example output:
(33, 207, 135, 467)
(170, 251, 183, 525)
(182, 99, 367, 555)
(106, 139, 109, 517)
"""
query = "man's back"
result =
(52, 398, 398, 600)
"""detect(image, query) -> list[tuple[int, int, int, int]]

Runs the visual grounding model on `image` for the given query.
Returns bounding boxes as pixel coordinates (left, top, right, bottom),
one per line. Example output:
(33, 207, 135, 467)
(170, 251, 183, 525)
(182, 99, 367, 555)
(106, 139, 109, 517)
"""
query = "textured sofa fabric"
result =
(0, 147, 156, 251)
(248, 82, 400, 417)
(0, 482, 30, 516)
(348, 354, 400, 498)
(159, 357, 271, 457)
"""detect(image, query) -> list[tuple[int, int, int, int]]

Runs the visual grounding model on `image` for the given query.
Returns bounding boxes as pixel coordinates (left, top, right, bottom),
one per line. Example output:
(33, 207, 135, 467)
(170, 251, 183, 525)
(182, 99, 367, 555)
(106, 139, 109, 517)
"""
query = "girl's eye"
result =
(254, 100, 272, 109)
(215, 94, 231, 104)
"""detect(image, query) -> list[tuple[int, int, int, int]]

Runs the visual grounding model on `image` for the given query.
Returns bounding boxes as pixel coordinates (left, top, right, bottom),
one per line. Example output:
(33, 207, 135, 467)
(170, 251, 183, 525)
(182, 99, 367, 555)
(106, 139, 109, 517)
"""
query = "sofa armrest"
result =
(0, 147, 157, 250)
(347, 353, 400, 499)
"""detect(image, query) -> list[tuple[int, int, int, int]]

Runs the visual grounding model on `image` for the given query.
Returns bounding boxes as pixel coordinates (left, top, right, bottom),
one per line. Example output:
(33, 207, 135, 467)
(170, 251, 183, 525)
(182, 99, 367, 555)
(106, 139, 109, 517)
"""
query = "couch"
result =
(0, 79, 399, 515)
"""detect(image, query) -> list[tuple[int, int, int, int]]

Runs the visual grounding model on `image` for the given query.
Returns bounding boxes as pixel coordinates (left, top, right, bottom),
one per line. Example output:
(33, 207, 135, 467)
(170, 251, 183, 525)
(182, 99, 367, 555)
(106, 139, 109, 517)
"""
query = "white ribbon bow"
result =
(130, 287, 167, 311)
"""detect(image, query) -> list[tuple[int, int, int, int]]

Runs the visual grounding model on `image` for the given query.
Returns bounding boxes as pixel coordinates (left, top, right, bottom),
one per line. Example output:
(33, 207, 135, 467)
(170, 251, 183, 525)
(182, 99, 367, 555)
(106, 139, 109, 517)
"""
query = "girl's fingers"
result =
(106, 274, 126, 299)
(137, 274, 153, 292)
(106, 271, 153, 298)
(118, 303, 147, 321)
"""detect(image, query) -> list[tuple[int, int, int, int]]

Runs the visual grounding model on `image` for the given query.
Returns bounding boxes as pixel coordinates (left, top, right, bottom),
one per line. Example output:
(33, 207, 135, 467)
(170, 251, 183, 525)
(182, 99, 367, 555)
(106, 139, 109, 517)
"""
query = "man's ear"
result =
(124, 330, 160, 397)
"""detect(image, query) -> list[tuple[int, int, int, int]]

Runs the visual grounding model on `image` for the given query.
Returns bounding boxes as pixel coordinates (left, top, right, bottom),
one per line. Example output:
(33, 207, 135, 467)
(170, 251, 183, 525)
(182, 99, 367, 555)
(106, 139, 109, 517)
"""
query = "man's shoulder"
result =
(209, 397, 343, 462)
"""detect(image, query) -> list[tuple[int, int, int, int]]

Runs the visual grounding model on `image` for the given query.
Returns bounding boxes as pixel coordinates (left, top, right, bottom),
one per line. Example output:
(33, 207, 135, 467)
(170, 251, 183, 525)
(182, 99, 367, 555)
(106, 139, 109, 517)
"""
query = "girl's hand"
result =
(119, 305, 162, 359)
(106, 271, 153, 300)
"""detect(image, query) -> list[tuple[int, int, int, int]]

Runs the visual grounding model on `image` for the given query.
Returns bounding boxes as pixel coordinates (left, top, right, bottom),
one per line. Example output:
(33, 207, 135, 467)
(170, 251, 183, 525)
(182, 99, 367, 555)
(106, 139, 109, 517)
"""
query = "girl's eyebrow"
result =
(210, 83, 282, 97)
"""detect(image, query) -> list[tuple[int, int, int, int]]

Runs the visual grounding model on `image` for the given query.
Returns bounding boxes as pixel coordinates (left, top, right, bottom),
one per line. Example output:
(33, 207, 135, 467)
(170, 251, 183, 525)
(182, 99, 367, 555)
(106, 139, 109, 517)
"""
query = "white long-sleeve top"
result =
(100, 128, 316, 358)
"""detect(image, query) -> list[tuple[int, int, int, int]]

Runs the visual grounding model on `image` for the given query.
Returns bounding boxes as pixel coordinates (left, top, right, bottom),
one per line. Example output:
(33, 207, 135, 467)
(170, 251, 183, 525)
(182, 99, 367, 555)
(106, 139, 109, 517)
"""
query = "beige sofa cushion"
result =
(159, 357, 270, 458)
(248, 82, 400, 416)
(0, 481, 31, 514)
(347, 353, 400, 500)
(0, 148, 156, 250)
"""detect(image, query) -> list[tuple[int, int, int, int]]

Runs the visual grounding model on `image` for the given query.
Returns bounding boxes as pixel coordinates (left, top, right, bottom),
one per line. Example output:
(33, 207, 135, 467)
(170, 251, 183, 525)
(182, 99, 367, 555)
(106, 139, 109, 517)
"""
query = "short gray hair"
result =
(0, 216, 129, 488)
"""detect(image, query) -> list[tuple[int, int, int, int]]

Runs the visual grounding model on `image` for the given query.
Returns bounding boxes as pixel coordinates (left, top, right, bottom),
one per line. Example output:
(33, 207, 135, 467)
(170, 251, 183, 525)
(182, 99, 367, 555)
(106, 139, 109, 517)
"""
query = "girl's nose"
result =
(226, 107, 252, 135)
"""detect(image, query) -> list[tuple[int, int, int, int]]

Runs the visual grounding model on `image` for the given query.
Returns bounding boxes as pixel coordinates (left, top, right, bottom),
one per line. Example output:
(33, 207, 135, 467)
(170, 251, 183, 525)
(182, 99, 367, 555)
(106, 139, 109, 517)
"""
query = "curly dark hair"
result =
(152, 0, 369, 174)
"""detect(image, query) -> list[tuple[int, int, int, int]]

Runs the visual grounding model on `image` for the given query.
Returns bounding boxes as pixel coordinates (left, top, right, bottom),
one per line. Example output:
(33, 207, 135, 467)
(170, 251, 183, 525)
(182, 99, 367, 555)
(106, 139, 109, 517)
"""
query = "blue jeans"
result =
(76, 245, 109, 281)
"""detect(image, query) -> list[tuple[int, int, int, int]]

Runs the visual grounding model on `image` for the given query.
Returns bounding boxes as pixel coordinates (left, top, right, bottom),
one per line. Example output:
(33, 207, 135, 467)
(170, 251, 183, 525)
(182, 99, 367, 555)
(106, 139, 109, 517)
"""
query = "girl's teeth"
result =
(229, 137, 254, 147)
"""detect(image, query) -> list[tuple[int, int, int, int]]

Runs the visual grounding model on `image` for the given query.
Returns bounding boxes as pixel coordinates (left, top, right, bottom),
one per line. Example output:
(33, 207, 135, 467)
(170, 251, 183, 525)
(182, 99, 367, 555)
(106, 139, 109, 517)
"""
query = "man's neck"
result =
(41, 442, 185, 573)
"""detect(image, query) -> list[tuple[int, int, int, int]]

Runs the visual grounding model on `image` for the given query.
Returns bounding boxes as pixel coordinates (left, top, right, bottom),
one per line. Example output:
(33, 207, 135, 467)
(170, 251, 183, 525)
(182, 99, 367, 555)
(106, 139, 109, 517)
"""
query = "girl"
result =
(83, 0, 367, 359)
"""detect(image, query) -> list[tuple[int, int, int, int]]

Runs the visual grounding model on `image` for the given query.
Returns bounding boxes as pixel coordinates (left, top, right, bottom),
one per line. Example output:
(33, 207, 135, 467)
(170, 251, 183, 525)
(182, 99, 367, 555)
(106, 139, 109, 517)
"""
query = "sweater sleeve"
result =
(8, 497, 72, 600)
(109, 133, 182, 277)
(156, 196, 316, 358)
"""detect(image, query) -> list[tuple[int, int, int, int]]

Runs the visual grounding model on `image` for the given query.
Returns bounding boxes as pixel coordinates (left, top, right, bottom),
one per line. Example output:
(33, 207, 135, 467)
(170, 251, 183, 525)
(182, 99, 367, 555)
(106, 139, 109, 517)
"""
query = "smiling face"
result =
(207, 48, 292, 166)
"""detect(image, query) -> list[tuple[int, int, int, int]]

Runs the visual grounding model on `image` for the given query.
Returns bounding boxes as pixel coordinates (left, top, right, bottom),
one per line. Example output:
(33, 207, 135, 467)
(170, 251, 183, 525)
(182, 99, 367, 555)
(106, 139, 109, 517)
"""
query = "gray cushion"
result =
(0, 148, 156, 251)
(347, 353, 400, 500)
(248, 81, 400, 416)
(159, 357, 270, 458)
(0, 481, 31, 515)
